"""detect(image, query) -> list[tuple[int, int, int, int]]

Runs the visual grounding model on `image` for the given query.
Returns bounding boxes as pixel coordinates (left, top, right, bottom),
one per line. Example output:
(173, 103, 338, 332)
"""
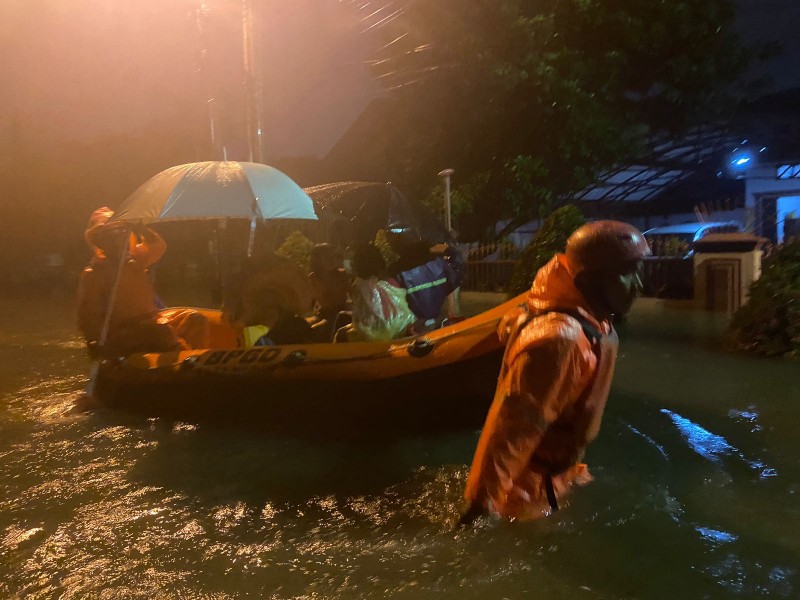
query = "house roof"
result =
(570, 127, 740, 204)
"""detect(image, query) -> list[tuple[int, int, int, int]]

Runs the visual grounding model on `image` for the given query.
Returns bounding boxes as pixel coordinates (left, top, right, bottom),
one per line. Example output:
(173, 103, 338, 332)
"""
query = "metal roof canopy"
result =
(570, 127, 739, 204)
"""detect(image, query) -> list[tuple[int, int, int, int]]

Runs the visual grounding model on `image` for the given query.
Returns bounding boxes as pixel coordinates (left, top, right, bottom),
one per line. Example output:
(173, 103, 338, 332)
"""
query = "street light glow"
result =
(732, 156, 751, 167)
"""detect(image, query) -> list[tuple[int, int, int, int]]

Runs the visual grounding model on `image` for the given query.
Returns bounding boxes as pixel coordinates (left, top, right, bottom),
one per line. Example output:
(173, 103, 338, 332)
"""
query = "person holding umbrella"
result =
(78, 207, 209, 357)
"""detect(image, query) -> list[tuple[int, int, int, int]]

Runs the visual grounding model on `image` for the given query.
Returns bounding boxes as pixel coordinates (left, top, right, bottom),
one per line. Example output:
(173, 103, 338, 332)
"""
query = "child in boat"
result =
(78, 209, 209, 356)
(308, 243, 351, 341)
(224, 252, 315, 346)
(336, 243, 416, 342)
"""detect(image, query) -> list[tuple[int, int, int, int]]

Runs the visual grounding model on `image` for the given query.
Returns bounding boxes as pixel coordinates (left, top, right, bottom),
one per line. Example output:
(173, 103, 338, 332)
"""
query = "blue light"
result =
(725, 145, 757, 178)
(695, 526, 738, 544)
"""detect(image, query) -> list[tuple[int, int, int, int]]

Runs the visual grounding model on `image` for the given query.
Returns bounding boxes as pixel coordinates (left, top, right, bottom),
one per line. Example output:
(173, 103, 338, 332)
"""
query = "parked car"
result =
(643, 221, 742, 257)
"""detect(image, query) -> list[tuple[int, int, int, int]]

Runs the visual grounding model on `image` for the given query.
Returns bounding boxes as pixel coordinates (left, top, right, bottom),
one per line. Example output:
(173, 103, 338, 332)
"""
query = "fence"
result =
(457, 242, 519, 292)
(456, 245, 698, 298)
(641, 257, 694, 299)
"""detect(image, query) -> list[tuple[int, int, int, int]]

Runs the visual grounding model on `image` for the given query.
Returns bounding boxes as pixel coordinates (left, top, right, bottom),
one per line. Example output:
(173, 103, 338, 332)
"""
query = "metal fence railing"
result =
(456, 245, 700, 298)
(461, 260, 518, 292)
(641, 257, 694, 299)
(456, 243, 520, 292)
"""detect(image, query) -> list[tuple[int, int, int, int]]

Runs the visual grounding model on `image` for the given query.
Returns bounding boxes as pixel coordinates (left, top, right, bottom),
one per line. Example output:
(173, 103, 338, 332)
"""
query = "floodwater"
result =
(1, 291, 798, 599)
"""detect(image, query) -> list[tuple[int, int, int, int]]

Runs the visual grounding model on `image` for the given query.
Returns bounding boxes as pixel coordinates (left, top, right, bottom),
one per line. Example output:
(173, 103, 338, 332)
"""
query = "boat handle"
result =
(408, 337, 434, 358)
(283, 349, 307, 366)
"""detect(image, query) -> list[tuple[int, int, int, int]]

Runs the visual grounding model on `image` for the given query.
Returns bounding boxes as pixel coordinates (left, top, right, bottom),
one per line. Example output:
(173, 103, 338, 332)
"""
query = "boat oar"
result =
(84, 227, 130, 399)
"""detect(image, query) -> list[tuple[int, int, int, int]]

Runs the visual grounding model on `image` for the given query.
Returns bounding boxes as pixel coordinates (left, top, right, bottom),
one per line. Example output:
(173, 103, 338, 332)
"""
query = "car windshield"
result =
(646, 234, 694, 256)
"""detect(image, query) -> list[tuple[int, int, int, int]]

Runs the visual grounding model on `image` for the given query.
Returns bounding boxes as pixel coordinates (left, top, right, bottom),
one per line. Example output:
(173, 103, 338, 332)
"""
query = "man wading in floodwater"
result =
(460, 221, 651, 524)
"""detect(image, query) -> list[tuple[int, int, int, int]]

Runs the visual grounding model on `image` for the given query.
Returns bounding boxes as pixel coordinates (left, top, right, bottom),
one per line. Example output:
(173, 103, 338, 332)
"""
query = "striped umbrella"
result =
(111, 161, 318, 223)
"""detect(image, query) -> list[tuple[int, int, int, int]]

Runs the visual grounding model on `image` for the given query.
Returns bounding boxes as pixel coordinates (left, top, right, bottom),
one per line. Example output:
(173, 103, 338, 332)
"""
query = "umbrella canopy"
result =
(111, 161, 317, 224)
(304, 181, 449, 245)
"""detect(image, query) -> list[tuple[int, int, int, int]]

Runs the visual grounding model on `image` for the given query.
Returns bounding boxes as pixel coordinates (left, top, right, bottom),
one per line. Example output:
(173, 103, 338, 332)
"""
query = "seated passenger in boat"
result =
(336, 243, 416, 342)
(308, 243, 351, 341)
(224, 252, 315, 346)
(78, 208, 210, 356)
(388, 233, 464, 331)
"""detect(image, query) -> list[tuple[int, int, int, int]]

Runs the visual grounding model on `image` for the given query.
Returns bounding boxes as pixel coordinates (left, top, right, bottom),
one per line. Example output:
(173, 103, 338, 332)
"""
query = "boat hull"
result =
(94, 295, 522, 434)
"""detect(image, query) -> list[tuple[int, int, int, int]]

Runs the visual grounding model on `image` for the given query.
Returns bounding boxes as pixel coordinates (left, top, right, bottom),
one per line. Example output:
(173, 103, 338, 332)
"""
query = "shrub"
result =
(727, 242, 800, 357)
(276, 230, 315, 273)
(507, 205, 586, 297)
(373, 229, 400, 268)
(659, 236, 691, 257)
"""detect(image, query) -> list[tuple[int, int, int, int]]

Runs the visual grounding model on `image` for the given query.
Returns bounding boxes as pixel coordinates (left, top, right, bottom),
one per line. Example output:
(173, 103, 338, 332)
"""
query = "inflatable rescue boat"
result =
(93, 295, 522, 434)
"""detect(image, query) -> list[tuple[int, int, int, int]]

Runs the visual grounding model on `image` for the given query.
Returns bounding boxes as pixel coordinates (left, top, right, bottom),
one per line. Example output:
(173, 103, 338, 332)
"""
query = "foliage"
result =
(275, 231, 315, 274)
(373, 229, 400, 268)
(364, 0, 750, 233)
(422, 172, 489, 225)
(662, 237, 691, 257)
(727, 242, 800, 357)
(651, 236, 691, 257)
(464, 240, 519, 262)
(507, 204, 586, 297)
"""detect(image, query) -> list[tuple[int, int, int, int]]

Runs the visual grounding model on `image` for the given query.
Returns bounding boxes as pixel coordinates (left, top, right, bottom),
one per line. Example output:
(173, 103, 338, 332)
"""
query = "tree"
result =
(361, 0, 749, 238)
(507, 204, 586, 296)
(727, 242, 800, 357)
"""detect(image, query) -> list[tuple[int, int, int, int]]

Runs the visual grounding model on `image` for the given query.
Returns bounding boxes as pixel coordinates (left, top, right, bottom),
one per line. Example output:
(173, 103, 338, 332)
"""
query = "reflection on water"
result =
(1, 294, 799, 598)
(660, 408, 775, 477)
(696, 526, 738, 545)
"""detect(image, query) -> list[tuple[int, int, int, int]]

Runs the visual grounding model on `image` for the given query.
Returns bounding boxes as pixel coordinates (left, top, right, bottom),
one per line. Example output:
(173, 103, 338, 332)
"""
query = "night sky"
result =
(0, 0, 377, 158)
(0, 0, 797, 159)
(735, 0, 800, 92)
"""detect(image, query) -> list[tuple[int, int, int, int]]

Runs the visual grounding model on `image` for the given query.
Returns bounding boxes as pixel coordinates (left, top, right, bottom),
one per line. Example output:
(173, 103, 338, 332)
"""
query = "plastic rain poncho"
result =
(349, 277, 416, 342)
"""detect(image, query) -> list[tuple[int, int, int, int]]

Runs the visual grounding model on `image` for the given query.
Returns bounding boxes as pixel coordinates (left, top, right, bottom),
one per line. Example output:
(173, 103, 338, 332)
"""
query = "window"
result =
(777, 164, 800, 179)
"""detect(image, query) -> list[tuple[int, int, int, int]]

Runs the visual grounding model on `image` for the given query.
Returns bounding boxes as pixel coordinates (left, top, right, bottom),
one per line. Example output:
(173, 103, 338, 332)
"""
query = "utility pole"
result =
(194, 2, 222, 159)
(437, 168, 455, 232)
(437, 168, 460, 317)
(242, 0, 265, 163)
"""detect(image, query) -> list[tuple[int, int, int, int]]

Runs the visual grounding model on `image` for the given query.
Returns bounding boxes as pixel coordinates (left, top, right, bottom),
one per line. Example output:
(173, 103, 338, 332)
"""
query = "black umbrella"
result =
(303, 181, 451, 247)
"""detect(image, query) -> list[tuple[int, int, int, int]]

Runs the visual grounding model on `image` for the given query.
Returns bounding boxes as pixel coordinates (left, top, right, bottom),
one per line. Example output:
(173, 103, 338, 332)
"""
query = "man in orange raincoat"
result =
(78, 207, 209, 356)
(461, 221, 651, 523)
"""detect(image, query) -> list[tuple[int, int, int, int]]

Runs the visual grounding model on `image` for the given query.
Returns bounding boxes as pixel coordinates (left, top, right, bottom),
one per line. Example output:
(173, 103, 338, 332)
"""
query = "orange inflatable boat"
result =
(93, 295, 523, 434)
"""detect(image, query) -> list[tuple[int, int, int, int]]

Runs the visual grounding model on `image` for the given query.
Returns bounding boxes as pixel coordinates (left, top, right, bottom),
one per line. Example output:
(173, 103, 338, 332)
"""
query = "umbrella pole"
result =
(85, 228, 130, 397)
(211, 219, 226, 307)
(247, 198, 258, 257)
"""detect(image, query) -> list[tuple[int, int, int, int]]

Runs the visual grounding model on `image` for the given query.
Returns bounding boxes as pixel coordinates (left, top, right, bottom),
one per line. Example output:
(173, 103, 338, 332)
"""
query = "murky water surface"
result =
(1, 292, 798, 599)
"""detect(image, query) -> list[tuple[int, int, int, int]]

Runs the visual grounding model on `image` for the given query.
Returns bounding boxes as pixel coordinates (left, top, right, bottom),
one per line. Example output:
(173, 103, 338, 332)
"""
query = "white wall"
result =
(777, 196, 800, 242)
(743, 164, 800, 240)
(745, 166, 800, 208)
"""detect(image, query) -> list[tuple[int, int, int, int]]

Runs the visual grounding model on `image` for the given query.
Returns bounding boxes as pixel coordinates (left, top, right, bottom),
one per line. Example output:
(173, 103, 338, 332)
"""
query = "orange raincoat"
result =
(464, 254, 619, 520)
(78, 227, 208, 354)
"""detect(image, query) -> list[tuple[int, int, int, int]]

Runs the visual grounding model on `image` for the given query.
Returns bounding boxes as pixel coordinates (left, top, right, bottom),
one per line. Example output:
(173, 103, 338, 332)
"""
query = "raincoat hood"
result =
(498, 254, 605, 348)
(527, 254, 590, 315)
(84, 207, 115, 257)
